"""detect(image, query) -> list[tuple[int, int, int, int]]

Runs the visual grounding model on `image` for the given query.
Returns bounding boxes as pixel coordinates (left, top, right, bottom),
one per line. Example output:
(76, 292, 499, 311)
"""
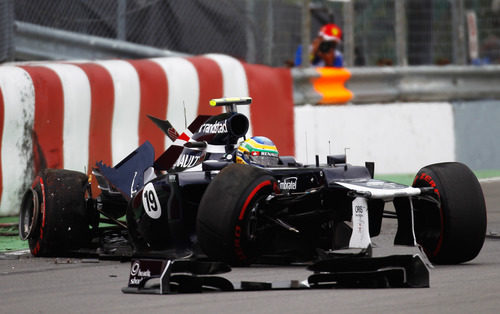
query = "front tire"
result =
(412, 162, 486, 264)
(197, 164, 276, 265)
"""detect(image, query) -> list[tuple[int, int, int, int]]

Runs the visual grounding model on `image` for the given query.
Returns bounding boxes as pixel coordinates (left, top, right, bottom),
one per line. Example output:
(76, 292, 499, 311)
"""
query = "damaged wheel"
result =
(19, 169, 92, 256)
(197, 164, 276, 265)
(412, 162, 486, 264)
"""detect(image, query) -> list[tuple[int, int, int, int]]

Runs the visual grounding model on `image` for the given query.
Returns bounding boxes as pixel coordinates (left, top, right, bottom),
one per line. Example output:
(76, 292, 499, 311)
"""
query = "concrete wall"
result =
(294, 102, 455, 174)
(453, 100, 500, 170)
(294, 100, 500, 175)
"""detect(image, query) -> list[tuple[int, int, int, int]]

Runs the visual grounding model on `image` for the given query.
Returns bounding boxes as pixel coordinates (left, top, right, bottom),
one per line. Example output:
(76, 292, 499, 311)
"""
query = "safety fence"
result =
(13, 21, 182, 61)
(0, 0, 14, 63)
(4, 0, 500, 67)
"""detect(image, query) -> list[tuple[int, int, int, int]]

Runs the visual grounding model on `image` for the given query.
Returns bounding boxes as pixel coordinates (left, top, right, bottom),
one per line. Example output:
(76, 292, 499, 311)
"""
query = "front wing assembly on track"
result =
(122, 253, 429, 294)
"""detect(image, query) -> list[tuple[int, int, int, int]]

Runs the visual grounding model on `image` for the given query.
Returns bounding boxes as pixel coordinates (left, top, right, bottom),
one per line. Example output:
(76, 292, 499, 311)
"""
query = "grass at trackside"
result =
(374, 174, 416, 186)
(473, 169, 500, 180)
(0, 216, 27, 252)
(376, 169, 500, 186)
(1, 170, 499, 253)
(0, 235, 28, 253)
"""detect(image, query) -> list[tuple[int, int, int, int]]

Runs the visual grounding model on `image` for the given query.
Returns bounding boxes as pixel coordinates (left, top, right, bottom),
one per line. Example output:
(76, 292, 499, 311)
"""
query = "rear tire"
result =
(21, 169, 92, 256)
(197, 164, 276, 265)
(412, 162, 486, 264)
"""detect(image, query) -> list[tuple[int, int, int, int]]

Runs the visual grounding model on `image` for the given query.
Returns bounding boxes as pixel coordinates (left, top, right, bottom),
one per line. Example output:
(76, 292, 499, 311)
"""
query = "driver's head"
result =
(236, 136, 279, 167)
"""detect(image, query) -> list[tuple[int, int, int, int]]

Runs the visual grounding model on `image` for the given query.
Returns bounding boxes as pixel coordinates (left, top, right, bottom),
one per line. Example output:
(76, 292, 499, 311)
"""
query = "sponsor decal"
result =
(129, 261, 152, 286)
(173, 153, 201, 168)
(129, 278, 142, 285)
(349, 197, 370, 248)
(142, 183, 162, 219)
(234, 225, 246, 261)
(279, 177, 297, 191)
(138, 269, 151, 277)
(354, 203, 366, 232)
(198, 120, 228, 134)
(130, 262, 152, 277)
(355, 205, 364, 214)
(168, 127, 179, 140)
(419, 173, 440, 197)
(130, 171, 138, 196)
(128, 259, 167, 287)
(252, 151, 278, 157)
(130, 261, 140, 276)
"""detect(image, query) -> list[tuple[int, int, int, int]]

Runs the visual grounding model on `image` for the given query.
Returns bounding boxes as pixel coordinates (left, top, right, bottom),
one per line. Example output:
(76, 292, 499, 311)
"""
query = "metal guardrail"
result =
(13, 21, 185, 61)
(291, 67, 322, 106)
(347, 66, 500, 104)
(293, 65, 500, 105)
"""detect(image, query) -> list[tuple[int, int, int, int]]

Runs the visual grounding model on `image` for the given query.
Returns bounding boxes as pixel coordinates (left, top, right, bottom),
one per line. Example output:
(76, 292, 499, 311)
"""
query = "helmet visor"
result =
(249, 154, 279, 167)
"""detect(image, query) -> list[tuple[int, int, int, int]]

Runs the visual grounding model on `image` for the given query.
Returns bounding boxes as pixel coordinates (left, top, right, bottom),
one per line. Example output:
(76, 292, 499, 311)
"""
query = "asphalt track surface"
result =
(1, 180, 500, 314)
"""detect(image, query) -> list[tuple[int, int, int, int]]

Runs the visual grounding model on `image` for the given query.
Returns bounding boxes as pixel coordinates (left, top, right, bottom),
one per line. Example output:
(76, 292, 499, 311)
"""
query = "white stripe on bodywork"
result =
(0, 67, 35, 215)
(336, 181, 421, 200)
(95, 60, 140, 166)
(205, 144, 227, 154)
(151, 57, 200, 148)
(349, 197, 371, 249)
(43, 64, 91, 172)
(204, 54, 252, 138)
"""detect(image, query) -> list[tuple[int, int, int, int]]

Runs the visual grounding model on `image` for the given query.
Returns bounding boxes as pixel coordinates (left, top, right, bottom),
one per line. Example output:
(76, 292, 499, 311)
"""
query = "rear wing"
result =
(209, 97, 251, 113)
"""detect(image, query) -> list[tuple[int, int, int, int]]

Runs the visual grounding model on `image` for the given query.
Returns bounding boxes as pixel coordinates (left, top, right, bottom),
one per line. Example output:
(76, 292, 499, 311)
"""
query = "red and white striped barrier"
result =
(0, 54, 294, 215)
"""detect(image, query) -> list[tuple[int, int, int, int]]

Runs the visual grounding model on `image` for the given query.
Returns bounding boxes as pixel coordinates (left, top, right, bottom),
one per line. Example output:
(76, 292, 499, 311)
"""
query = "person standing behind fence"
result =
(293, 23, 343, 67)
(311, 23, 343, 67)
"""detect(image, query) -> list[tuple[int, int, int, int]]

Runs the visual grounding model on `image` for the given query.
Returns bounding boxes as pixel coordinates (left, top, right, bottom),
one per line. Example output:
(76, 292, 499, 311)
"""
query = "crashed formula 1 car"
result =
(19, 97, 487, 292)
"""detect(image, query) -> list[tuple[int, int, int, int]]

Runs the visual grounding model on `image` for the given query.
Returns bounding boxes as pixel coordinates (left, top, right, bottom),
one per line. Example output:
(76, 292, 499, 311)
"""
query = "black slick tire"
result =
(196, 164, 276, 265)
(26, 169, 91, 256)
(412, 162, 486, 264)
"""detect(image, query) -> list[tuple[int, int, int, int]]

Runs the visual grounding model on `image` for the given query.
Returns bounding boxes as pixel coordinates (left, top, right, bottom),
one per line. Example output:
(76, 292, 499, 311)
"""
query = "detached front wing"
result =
(122, 255, 429, 294)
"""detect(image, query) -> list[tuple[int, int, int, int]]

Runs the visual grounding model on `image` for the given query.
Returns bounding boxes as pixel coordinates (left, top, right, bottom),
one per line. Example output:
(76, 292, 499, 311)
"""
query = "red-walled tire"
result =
(20, 169, 92, 256)
(197, 164, 276, 265)
(412, 162, 487, 264)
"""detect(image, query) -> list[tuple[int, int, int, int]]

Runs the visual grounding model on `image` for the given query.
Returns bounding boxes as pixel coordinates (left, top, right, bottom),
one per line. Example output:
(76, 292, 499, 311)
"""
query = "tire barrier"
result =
(0, 54, 294, 216)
